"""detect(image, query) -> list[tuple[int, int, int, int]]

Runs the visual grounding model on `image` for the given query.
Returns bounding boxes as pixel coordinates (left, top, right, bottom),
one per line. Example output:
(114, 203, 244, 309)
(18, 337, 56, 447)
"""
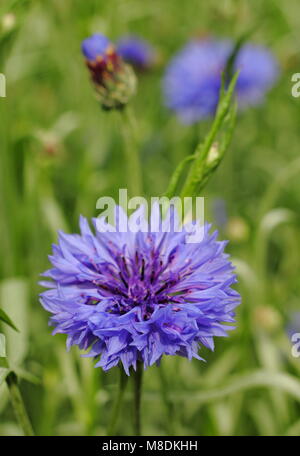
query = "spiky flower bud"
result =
(82, 33, 136, 110)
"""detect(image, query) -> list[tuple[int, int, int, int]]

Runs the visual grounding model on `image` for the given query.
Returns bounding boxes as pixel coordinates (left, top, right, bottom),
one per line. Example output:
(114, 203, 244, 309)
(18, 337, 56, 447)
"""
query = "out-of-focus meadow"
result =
(1, 0, 300, 436)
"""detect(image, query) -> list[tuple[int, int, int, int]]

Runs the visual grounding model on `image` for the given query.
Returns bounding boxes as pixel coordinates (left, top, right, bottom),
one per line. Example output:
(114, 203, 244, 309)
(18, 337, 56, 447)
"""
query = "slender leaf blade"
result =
(0, 308, 19, 332)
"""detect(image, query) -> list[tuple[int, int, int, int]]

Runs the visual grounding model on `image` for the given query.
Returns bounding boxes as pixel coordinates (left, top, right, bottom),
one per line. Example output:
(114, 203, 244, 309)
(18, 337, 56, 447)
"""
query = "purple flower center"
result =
(87, 239, 192, 320)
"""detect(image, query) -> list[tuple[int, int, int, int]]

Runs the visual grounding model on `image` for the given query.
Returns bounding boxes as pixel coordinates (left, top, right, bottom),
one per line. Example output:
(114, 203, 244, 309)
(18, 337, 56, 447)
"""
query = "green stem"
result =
(133, 361, 143, 436)
(120, 107, 143, 197)
(164, 154, 196, 199)
(107, 368, 129, 436)
(6, 371, 34, 436)
(180, 72, 238, 198)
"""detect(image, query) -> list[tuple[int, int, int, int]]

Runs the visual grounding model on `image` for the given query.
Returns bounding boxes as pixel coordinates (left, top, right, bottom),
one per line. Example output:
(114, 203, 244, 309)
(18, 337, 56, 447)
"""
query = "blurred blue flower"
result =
(163, 38, 279, 124)
(81, 33, 111, 61)
(39, 205, 240, 375)
(116, 36, 155, 69)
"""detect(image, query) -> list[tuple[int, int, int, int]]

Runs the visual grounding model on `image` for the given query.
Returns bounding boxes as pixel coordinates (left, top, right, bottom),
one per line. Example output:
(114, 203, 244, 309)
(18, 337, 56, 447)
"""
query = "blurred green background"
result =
(1, 0, 300, 436)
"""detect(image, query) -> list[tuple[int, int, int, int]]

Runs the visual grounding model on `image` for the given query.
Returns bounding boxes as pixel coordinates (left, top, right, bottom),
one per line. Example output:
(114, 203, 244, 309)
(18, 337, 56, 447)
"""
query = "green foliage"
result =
(180, 73, 238, 198)
(0, 333, 9, 371)
(0, 309, 18, 332)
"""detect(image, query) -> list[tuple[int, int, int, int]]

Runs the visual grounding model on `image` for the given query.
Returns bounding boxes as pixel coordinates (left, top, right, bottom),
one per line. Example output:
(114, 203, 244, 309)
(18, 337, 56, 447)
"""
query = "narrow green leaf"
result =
(0, 308, 19, 332)
(164, 154, 195, 199)
(6, 371, 34, 436)
(0, 333, 6, 358)
(139, 370, 300, 406)
(13, 367, 41, 385)
(224, 24, 258, 83)
(0, 333, 9, 383)
(170, 370, 300, 404)
(180, 71, 239, 198)
(0, 278, 29, 366)
(196, 102, 237, 193)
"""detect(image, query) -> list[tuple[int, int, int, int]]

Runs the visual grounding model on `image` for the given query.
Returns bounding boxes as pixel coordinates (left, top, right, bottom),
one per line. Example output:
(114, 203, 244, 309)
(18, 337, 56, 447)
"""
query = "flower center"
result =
(88, 246, 191, 319)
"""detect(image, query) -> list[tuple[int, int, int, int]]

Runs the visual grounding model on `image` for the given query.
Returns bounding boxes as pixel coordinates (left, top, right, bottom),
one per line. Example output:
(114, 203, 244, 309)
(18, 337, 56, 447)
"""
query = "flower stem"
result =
(180, 72, 238, 198)
(107, 367, 129, 436)
(120, 106, 143, 197)
(6, 371, 34, 436)
(133, 361, 143, 436)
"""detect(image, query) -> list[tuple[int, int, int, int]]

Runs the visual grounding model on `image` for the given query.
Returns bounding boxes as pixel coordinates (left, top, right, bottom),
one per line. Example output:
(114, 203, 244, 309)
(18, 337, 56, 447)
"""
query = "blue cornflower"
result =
(39, 205, 240, 375)
(81, 33, 136, 110)
(163, 38, 279, 124)
(116, 36, 155, 69)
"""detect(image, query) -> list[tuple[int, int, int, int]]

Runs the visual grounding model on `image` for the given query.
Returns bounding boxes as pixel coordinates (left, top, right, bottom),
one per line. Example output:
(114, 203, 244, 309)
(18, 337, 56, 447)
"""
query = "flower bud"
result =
(82, 33, 136, 110)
